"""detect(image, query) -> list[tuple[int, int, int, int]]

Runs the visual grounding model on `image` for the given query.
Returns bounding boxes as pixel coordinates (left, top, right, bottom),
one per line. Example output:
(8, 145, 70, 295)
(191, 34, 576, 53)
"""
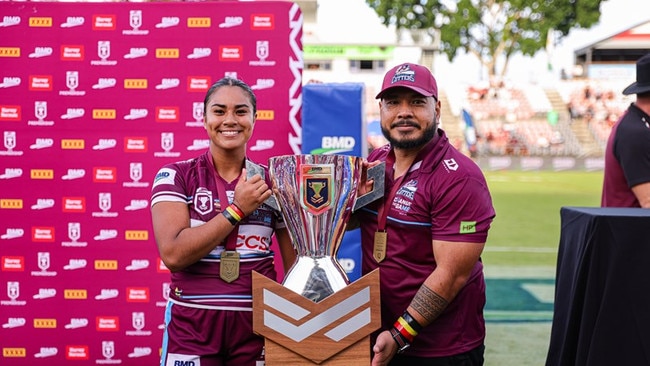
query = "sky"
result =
(315, 0, 650, 85)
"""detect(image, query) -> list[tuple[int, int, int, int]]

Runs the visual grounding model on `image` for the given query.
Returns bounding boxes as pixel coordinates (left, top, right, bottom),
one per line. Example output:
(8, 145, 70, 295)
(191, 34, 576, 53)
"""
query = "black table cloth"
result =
(546, 207, 650, 366)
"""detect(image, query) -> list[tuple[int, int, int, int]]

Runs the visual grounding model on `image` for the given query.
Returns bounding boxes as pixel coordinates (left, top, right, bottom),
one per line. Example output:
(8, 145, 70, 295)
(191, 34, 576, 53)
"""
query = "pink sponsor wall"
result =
(0, 1, 302, 364)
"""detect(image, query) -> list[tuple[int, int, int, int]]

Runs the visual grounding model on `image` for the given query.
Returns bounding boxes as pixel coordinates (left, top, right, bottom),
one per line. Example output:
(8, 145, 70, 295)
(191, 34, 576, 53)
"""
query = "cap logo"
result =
(391, 64, 416, 84)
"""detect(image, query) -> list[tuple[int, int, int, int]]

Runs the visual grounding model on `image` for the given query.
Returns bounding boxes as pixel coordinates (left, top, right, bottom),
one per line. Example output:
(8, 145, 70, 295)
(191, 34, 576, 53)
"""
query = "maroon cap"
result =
(375, 63, 438, 99)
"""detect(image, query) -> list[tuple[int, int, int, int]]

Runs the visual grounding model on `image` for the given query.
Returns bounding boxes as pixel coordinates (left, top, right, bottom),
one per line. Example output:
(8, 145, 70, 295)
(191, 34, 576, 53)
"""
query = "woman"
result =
(150, 77, 295, 365)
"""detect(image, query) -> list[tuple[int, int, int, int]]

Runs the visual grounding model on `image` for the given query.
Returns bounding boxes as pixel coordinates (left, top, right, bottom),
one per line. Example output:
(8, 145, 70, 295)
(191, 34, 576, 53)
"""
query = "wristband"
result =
(225, 204, 243, 222)
(390, 327, 411, 354)
(400, 310, 423, 334)
(222, 207, 240, 226)
(229, 202, 245, 219)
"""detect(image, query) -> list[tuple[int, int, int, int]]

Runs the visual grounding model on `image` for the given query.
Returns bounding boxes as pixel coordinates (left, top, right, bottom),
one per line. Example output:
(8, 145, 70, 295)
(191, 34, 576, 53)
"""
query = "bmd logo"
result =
(310, 136, 356, 155)
(174, 361, 197, 366)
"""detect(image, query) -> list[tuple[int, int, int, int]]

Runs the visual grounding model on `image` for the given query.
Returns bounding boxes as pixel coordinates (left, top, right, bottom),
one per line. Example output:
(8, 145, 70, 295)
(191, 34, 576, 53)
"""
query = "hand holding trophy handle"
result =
(353, 161, 385, 212)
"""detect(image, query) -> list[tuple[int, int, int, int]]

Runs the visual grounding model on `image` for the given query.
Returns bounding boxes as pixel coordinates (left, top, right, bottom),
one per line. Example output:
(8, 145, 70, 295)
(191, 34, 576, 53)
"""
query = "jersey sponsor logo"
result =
(153, 168, 176, 186)
(460, 221, 477, 234)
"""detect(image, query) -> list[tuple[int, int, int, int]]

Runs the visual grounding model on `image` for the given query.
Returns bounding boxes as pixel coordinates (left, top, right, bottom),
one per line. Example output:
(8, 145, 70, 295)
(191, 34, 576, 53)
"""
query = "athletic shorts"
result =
(160, 302, 265, 366)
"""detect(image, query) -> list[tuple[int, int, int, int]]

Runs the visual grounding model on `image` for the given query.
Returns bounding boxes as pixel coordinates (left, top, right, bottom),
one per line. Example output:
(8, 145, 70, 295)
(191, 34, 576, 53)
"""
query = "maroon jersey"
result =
(602, 103, 650, 207)
(151, 151, 284, 311)
(359, 129, 495, 357)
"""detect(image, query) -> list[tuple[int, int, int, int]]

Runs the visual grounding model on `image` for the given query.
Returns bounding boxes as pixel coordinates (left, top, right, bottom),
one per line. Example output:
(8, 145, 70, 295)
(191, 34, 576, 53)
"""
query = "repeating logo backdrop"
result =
(0, 1, 302, 364)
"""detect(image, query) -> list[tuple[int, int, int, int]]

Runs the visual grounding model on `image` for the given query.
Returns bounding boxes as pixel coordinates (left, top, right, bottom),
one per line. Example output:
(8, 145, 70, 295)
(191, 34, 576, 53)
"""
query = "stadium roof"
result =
(575, 20, 650, 64)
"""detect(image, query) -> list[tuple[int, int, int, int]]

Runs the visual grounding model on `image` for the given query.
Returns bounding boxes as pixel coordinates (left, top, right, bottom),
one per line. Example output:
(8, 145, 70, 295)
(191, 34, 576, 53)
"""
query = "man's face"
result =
(379, 87, 439, 150)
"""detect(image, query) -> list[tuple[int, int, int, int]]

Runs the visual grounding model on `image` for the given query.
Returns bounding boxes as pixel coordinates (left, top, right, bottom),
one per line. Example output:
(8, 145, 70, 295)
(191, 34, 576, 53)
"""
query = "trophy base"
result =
(252, 269, 381, 364)
(265, 335, 370, 365)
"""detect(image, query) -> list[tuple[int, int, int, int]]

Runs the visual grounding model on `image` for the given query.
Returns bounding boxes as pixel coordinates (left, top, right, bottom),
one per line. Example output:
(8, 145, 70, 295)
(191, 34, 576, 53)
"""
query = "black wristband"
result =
(222, 209, 239, 226)
(402, 310, 423, 333)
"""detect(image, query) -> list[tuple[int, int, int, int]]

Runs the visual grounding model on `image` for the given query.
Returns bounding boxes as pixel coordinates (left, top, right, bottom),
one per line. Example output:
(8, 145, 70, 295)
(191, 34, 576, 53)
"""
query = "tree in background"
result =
(366, 0, 603, 79)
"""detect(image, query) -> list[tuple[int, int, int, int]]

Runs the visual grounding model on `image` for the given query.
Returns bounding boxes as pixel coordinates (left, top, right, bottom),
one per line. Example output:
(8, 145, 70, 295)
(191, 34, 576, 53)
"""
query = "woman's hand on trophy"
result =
(233, 168, 272, 216)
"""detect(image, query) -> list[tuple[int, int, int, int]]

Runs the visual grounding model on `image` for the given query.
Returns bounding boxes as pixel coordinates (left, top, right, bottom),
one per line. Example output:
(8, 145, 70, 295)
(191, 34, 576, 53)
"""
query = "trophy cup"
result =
(252, 154, 384, 365)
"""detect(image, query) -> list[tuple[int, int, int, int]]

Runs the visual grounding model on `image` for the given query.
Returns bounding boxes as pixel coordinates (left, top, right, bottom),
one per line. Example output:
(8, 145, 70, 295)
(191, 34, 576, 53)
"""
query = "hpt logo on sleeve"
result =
(460, 221, 477, 234)
(300, 164, 333, 215)
(310, 136, 356, 155)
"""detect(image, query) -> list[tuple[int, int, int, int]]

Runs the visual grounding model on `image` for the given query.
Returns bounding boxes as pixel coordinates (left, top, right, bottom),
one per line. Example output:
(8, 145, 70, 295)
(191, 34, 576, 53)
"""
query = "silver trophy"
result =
(268, 154, 384, 302)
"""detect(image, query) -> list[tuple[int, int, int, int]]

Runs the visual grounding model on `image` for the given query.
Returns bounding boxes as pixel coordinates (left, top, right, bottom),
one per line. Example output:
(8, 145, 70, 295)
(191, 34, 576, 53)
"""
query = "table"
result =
(546, 207, 650, 366)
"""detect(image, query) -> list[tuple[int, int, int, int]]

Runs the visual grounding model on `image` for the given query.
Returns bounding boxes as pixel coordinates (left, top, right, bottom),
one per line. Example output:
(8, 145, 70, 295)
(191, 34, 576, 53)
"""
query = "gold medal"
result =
(373, 231, 387, 263)
(220, 250, 240, 283)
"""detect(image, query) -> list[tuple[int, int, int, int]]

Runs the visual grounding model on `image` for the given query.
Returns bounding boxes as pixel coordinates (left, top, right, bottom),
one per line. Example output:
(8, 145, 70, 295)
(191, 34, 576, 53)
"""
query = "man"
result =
(358, 63, 495, 365)
(602, 53, 650, 208)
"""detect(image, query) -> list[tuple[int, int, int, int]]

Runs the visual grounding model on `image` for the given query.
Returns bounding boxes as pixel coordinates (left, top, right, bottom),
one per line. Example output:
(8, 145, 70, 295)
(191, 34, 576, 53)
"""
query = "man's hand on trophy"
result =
(359, 160, 382, 195)
(233, 168, 272, 216)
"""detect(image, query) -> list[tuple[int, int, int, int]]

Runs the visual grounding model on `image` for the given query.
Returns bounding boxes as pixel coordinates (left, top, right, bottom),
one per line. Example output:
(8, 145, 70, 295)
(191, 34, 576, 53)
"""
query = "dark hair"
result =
(203, 77, 257, 116)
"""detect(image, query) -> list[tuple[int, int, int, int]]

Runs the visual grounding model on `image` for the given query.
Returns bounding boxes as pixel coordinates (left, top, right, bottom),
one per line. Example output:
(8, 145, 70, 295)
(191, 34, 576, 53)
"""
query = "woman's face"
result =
(203, 85, 256, 152)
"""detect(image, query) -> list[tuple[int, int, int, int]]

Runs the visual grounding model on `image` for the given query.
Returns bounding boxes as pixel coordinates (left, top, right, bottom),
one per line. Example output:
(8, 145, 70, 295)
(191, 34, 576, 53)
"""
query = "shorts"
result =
(161, 301, 265, 366)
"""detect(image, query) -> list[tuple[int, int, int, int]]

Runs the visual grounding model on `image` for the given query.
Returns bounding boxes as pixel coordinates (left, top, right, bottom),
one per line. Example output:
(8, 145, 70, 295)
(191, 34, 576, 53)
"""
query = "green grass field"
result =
(482, 171, 603, 267)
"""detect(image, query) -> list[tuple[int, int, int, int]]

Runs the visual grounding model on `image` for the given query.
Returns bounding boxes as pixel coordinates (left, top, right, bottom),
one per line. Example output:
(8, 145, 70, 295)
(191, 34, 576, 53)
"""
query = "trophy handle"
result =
(353, 161, 385, 212)
(246, 160, 279, 211)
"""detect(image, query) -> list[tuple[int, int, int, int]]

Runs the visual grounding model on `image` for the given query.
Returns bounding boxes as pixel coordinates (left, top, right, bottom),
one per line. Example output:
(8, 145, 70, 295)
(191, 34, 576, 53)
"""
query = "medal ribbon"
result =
(209, 153, 240, 251)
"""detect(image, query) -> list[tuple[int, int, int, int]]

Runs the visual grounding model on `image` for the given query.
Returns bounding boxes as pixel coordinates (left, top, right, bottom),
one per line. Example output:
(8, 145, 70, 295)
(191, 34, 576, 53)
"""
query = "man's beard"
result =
(381, 120, 437, 149)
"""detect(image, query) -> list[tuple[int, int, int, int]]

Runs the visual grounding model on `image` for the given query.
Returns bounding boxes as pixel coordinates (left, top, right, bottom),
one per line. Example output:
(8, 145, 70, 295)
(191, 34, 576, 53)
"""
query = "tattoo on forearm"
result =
(411, 285, 449, 324)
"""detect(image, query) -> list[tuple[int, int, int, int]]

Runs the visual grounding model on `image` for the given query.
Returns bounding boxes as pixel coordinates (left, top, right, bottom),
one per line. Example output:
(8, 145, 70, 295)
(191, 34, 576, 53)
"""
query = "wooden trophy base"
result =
(252, 269, 380, 365)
